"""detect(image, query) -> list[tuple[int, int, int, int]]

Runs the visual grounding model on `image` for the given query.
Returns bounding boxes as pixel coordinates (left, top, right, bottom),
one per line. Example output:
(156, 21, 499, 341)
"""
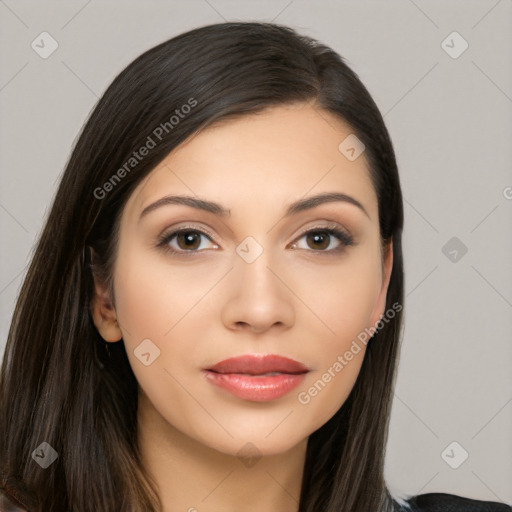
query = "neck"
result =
(136, 390, 307, 512)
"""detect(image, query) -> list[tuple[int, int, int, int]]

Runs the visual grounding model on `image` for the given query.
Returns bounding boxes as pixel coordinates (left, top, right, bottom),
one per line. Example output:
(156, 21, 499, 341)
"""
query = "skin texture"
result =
(91, 102, 393, 512)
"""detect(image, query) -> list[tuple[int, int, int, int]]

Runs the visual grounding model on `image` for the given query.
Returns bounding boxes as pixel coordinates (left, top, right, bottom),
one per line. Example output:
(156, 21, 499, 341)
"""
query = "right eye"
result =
(157, 227, 220, 255)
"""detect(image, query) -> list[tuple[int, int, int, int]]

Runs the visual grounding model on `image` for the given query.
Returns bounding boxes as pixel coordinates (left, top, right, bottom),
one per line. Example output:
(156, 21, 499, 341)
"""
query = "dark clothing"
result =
(403, 493, 512, 512)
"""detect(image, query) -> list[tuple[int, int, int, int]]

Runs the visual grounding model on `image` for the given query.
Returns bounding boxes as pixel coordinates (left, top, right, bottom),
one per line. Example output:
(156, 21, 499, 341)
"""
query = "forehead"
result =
(124, 103, 378, 223)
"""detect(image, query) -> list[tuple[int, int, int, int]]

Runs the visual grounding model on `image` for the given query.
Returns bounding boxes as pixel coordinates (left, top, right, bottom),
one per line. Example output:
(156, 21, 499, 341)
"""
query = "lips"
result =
(204, 354, 309, 402)
(206, 354, 309, 375)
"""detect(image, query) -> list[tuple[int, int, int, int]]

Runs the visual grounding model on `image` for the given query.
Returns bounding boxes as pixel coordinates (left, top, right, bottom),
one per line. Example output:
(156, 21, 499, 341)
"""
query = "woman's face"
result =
(93, 102, 392, 457)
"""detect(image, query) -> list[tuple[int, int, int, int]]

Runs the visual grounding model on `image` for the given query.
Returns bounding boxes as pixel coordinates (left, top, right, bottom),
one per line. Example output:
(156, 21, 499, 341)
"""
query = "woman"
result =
(0, 21, 510, 512)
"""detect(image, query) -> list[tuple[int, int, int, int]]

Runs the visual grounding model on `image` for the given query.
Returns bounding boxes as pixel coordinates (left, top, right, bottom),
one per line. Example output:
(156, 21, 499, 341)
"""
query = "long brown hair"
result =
(0, 22, 404, 511)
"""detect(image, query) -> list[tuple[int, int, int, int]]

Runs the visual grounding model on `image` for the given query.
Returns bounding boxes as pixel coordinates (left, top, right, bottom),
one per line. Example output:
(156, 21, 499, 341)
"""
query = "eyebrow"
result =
(139, 192, 369, 220)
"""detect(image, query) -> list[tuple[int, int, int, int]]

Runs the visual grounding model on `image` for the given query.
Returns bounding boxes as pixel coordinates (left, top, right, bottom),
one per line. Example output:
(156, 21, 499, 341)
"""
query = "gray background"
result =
(1, 0, 511, 505)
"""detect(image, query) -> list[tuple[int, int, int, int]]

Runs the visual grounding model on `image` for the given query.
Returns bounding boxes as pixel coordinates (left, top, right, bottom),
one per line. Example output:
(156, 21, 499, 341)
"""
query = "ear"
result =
(369, 240, 394, 328)
(89, 254, 122, 343)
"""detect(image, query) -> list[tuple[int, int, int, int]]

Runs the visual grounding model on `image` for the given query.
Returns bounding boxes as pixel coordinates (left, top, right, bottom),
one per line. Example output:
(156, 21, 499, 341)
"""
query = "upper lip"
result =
(206, 354, 309, 375)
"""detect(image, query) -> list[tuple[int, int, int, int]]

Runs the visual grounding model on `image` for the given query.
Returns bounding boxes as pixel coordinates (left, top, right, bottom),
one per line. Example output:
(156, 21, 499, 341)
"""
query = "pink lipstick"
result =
(204, 354, 309, 402)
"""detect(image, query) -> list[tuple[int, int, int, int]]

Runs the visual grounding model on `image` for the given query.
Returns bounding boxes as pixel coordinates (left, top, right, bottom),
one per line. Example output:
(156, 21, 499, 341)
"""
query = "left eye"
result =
(291, 228, 353, 252)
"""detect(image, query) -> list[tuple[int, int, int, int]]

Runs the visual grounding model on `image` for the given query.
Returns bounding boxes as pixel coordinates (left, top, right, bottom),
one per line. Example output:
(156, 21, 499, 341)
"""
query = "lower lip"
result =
(204, 371, 307, 402)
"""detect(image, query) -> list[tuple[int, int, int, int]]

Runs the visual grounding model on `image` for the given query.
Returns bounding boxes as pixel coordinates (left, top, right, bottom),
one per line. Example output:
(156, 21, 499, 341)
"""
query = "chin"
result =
(205, 432, 307, 460)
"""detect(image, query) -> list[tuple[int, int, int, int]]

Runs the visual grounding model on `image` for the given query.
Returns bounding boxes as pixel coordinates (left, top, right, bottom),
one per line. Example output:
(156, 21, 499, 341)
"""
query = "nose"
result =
(220, 246, 295, 334)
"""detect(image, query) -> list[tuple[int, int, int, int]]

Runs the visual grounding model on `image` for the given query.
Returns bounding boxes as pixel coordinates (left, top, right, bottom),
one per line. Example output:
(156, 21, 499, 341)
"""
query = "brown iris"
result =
(176, 231, 202, 250)
(306, 231, 330, 250)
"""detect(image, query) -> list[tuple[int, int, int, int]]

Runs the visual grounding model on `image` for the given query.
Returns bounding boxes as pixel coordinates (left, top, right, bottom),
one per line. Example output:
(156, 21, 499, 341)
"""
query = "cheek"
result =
(289, 245, 383, 348)
(113, 246, 212, 341)
(288, 247, 382, 423)
(111, 245, 221, 383)
(111, 248, 211, 426)
(113, 259, 168, 340)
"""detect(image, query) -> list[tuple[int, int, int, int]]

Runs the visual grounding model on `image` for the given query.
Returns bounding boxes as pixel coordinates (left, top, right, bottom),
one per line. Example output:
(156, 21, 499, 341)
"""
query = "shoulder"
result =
(404, 493, 512, 512)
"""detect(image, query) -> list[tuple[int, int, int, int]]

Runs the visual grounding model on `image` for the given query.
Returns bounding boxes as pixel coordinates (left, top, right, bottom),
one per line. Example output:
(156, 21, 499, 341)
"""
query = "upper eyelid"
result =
(161, 224, 217, 243)
(159, 222, 352, 248)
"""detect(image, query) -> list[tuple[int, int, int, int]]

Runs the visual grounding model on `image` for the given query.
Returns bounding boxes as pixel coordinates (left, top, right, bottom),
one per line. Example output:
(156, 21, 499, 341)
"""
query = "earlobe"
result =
(90, 274, 122, 343)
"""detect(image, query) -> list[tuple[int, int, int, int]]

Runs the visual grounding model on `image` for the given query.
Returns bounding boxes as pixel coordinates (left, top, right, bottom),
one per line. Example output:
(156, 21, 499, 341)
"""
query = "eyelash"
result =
(156, 223, 354, 257)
